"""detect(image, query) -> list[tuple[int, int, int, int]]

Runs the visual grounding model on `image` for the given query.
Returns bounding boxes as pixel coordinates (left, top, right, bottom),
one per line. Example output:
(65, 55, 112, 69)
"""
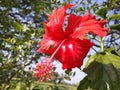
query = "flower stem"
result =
(49, 39, 67, 61)
(100, 37, 104, 52)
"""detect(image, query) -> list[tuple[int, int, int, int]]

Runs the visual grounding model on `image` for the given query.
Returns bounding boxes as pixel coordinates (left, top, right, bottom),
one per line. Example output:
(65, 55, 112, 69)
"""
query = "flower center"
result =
(49, 38, 68, 62)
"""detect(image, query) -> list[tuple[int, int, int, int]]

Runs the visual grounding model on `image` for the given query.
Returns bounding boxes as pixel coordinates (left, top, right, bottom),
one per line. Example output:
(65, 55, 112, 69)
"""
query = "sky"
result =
(54, 59, 87, 84)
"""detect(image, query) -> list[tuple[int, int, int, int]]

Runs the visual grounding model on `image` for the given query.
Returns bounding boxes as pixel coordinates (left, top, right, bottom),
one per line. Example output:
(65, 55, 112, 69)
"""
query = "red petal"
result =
(37, 35, 59, 53)
(57, 39, 94, 69)
(38, 4, 74, 53)
(45, 4, 74, 40)
(65, 12, 108, 39)
(44, 38, 94, 69)
(47, 4, 74, 27)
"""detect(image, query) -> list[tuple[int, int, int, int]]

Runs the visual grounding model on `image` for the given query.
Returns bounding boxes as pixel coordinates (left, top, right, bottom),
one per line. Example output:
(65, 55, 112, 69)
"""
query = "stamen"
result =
(33, 58, 54, 82)
(33, 39, 67, 82)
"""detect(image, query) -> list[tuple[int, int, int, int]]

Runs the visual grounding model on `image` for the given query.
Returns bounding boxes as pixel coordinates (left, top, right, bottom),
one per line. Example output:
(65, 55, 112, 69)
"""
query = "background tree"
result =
(0, 0, 61, 89)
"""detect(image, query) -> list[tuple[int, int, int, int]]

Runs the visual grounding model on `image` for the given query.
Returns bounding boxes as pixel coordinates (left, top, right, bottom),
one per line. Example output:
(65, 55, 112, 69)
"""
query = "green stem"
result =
(100, 37, 105, 52)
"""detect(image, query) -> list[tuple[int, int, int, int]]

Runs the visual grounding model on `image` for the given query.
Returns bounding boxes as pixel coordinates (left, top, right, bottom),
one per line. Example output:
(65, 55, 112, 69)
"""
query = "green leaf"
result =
(65, 69, 72, 75)
(40, 28, 45, 34)
(83, 48, 120, 90)
(110, 23, 120, 31)
(84, 61, 120, 90)
(14, 82, 26, 90)
(29, 83, 36, 90)
(85, 48, 120, 69)
(110, 14, 120, 20)
(13, 22, 23, 31)
(77, 76, 90, 90)
(64, 75, 71, 81)
(96, 7, 107, 19)
(85, 53, 96, 68)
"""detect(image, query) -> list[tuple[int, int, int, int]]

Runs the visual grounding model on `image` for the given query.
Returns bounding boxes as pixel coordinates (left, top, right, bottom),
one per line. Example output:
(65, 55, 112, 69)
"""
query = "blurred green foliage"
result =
(2, 81, 77, 90)
(0, 0, 60, 89)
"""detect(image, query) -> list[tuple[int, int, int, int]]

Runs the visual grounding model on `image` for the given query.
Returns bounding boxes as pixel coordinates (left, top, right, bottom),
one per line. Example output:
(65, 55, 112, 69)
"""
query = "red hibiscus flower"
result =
(37, 4, 108, 70)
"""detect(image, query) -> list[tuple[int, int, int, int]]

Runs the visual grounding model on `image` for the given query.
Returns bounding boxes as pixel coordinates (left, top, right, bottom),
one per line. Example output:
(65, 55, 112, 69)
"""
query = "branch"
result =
(108, 30, 120, 35)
